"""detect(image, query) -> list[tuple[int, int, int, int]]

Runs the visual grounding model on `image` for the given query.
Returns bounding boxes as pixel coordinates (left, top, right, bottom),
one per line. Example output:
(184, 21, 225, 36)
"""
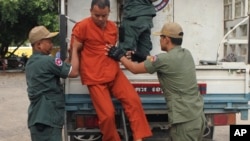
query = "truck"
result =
(59, 0, 250, 140)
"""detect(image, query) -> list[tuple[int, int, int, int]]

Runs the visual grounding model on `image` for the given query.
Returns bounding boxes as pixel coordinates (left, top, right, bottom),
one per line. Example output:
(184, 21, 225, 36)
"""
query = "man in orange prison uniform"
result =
(70, 0, 152, 141)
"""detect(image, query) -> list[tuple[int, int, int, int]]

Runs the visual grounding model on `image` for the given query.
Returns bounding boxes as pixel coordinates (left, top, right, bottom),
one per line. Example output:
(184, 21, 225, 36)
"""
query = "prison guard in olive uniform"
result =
(144, 46, 206, 141)
(25, 52, 71, 141)
(118, 0, 156, 60)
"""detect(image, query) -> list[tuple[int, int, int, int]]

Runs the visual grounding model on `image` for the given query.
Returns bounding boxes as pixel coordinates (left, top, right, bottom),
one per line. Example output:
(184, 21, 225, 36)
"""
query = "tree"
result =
(0, 0, 59, 58)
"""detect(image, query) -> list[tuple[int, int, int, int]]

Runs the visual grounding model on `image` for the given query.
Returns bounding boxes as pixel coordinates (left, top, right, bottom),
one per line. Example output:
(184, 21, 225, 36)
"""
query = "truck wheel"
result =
(203, 126, 214, 141)
(73, 128, 102, 141)
(74, 135, 102, 141)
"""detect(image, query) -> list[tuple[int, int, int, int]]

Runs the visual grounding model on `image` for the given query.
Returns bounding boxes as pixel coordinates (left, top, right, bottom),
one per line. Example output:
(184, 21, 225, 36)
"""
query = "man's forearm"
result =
(120, 56, 147, 74)
(69, 47, 79, 77)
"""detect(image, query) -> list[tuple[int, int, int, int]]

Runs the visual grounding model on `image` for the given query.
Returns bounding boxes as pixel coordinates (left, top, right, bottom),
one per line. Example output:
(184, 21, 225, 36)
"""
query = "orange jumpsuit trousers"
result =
(88, 69, 152, 141)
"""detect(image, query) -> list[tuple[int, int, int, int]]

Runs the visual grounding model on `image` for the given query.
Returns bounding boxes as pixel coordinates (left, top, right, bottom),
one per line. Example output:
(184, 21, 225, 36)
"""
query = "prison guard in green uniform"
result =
(25, 52, 71, 141)
(144, 46, 206, 141)
(118, 0, 156, 61)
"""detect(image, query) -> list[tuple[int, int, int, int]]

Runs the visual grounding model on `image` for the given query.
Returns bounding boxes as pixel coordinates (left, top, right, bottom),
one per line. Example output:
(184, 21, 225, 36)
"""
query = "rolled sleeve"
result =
(144, 58, 156, 74)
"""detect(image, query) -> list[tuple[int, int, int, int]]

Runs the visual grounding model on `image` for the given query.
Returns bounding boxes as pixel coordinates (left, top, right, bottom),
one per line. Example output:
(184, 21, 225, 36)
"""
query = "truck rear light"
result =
(76, 115, 99, 128)
(198, 83, 207, 95)
(213, 113, 236, 125)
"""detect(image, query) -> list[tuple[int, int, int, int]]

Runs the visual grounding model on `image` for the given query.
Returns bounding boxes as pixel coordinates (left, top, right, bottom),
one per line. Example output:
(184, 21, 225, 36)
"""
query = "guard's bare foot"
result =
(135, 139, 142, 141)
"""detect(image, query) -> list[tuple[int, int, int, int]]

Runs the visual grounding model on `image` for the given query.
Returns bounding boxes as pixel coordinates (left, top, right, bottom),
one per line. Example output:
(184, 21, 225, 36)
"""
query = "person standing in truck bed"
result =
(117, 0, 156, 62)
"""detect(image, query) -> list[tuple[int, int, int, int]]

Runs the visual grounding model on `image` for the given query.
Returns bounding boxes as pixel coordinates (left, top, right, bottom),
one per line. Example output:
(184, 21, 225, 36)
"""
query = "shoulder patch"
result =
(149, 55, 158, 62)
(55, 58, 63, 66)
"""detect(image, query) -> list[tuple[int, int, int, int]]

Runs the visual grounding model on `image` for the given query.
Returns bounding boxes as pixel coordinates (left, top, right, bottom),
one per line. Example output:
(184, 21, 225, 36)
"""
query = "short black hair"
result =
(169, 37, 183, 45)
(91, 0, 110, 9)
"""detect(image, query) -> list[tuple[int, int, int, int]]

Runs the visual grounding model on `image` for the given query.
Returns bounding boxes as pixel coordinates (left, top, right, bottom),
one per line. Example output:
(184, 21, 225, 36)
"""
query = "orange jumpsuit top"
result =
(71, 17, 119, 85)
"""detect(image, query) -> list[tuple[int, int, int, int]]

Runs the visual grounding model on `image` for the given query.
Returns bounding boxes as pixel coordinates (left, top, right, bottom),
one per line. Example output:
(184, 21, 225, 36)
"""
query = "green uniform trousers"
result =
(118, 16, 153, 57)
(29, 124, 62, 141)
(170, 114, 206, 141)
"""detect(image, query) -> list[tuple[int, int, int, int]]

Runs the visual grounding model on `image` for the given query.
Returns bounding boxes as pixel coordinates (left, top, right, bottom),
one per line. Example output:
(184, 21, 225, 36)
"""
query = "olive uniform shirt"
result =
(144, 46, 204, 124)
(25, 52, 71, 128)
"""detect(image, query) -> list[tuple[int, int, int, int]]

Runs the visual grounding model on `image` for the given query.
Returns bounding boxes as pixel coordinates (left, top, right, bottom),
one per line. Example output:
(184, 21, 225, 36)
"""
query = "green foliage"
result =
(0, 0, 59, 57)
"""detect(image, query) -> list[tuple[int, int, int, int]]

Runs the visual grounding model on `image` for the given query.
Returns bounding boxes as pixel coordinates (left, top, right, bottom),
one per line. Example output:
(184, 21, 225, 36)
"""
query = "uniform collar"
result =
(168, 45, 182, 52)
(32, 51, 44, 55)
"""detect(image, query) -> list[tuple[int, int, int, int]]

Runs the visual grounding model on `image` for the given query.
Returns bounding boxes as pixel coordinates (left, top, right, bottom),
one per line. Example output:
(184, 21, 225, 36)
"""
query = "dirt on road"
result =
(0, 72, 249, 141)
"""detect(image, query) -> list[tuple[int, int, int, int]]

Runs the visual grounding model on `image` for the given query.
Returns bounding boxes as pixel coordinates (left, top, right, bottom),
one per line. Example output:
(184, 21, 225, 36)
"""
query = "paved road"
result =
(0, 72, 249, 141)
(0, 72, 29, 141)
